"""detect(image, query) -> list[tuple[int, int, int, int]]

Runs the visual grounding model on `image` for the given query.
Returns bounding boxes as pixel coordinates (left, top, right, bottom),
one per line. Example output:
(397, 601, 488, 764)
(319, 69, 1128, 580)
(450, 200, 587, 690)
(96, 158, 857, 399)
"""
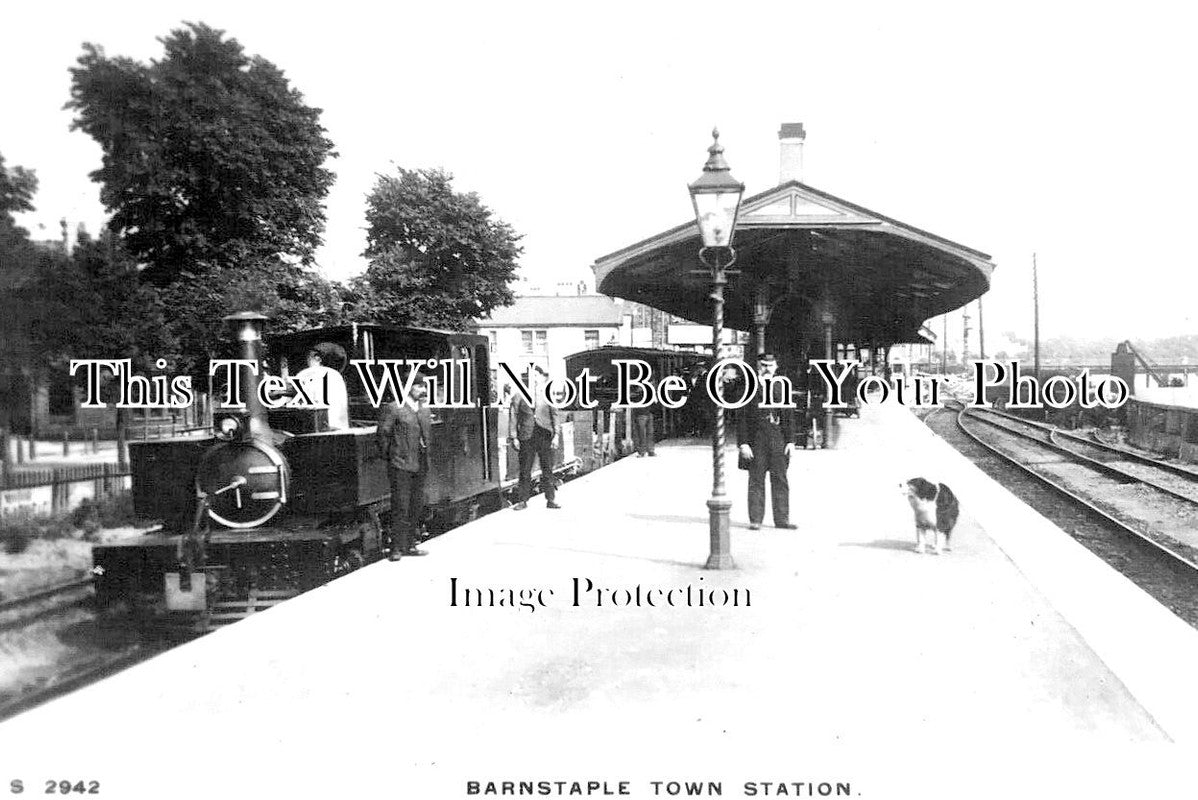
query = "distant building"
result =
(888, 325, 938, 376)
(475, 295, 634, 390)
(475, 290, 753, 394)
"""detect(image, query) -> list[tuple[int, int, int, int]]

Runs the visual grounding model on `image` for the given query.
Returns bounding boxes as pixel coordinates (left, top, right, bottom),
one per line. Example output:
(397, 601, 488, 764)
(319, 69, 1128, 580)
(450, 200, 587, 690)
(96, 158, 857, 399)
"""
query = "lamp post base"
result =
(705, 496, 734, 570)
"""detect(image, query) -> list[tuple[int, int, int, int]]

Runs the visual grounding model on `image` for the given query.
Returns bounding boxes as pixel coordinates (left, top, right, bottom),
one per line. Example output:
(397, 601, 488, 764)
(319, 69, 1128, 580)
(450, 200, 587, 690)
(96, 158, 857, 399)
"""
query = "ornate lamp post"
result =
(689, 129, 745, 570)
(821, 310, 835, 448)
(752, 283, 773, 359)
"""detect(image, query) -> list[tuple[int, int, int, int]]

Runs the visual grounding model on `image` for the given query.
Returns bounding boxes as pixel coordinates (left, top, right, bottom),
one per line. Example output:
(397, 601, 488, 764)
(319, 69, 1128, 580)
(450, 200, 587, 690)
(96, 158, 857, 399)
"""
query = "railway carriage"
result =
(563, 346, 709, 447)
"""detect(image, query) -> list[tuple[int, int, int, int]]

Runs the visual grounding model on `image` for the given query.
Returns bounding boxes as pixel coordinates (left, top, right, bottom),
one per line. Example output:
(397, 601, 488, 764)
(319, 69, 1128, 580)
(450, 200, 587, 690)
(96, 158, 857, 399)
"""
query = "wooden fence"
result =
(0, 463, 131, 517)
(0, 462, 129, 490)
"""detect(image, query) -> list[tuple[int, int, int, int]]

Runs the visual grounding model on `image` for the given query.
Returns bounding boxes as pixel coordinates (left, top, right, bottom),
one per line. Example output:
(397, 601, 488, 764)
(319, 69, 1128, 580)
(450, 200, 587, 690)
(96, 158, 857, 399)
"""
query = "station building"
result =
(592, 123, 994, 388)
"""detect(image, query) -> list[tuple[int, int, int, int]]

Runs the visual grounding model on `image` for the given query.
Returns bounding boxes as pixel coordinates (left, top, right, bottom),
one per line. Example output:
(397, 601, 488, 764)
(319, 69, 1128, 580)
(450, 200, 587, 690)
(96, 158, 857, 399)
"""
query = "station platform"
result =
(2, 401, 1197, 799)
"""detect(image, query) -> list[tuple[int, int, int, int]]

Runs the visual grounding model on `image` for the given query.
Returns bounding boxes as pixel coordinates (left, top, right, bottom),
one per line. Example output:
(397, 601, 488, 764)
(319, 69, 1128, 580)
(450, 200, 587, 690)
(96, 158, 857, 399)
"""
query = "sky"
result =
(4, 1, 1197, 354)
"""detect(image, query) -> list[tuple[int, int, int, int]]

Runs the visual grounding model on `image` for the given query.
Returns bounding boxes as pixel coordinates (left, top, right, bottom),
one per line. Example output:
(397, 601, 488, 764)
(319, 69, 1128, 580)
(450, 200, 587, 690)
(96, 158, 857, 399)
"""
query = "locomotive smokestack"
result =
(778, 122, 806, 183)
(222, 311, 272, 438)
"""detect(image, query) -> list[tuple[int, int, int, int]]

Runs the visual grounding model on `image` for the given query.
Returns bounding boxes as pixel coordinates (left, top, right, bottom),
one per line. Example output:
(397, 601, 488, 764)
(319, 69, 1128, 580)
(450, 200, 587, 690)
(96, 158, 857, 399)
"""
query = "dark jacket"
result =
(508, 394, 558, 442)
(377, 401, 433, 472)
(736, 394, 796, 450)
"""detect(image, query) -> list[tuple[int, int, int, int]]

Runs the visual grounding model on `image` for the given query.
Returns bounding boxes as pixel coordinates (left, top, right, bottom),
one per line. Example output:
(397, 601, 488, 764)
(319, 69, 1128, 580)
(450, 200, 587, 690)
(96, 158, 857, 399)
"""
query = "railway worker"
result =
(683, 365, 712, 437)
(509, 366, 561, 510)
(631, 402, 657, 457)
(736, 353, 798, 531)
(377, 378, 432, 560)
(842, 363, 861, 417)
(296, 343, 350, 430)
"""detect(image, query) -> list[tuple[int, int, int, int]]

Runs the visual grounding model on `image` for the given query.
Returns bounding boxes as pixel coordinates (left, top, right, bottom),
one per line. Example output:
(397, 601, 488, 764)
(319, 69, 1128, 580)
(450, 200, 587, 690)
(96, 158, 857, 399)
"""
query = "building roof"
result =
(592, 179, 994, 346)
(476, 295, 627, 328)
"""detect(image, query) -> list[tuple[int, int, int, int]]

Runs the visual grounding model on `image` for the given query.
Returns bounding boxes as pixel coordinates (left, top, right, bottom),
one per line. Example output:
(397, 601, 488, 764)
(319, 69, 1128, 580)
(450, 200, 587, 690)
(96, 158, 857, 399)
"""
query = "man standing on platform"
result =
(509, 366, 561, 510)
(631, 403, 657, 457)
(377, 378, 432, 560)
(737, 353, 797, 530)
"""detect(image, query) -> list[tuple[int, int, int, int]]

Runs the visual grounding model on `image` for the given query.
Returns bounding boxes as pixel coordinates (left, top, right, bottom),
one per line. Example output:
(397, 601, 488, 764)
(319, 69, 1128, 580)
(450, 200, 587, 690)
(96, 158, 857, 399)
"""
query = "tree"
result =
(67, 22, 336, 286)
(60, 230, 178, 370)
(0, 154, 44, 434)
(162, 262, 348, 381)
(354, 168, 521, 329)
(0, 153, 37, 253)
(0, 153, 40, 309)
(44, 230, 179, 464)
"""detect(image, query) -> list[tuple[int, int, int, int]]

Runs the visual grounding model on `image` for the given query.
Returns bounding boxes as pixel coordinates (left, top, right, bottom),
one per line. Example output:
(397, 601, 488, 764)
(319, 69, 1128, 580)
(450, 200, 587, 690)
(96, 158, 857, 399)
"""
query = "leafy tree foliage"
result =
(21, 229, 180, 463)
(354, 168, 520, 329)
(163, 263, 347, 381)
(0, 154, 43, 383)
(67, 22, 336, 286)
(0, 153, 37, 253)
(58, 230, 178, 373)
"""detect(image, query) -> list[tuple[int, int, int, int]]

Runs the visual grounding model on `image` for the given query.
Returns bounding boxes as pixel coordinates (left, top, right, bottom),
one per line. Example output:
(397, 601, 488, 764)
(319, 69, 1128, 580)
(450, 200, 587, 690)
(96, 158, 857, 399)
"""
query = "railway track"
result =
(0, 577, 96, 634)
(969, 405, 1198, 497)
(0, 644, 150, 723)
(921, 404, 1198, 628)
(0, 576, 160, 723)
(953, 404, 1198, 572)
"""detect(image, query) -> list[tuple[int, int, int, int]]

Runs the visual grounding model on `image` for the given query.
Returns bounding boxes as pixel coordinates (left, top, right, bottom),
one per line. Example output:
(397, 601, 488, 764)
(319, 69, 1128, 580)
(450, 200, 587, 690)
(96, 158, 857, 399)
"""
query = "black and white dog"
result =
(902, 478, 960, 555)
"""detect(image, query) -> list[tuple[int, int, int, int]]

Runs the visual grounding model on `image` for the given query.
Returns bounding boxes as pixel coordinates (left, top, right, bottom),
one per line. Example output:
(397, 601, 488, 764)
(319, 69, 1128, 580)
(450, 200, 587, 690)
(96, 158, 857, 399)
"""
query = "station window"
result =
(584, 329, 600, 350)
(522, 330, 547, 354)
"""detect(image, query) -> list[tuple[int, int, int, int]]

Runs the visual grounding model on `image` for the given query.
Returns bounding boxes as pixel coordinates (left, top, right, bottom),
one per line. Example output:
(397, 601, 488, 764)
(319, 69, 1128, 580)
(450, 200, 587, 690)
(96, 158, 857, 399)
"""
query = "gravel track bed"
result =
(922, 407, 1198, 630)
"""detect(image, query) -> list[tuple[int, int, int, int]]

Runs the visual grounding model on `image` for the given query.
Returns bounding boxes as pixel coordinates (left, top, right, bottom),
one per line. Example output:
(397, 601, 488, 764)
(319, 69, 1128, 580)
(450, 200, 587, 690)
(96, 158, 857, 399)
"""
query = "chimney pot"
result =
(778, 122, 806, 183)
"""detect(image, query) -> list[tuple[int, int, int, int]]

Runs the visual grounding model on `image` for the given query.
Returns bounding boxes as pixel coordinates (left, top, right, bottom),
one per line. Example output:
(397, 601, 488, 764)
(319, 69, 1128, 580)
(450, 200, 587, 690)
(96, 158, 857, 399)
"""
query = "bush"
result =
(3, 528, 32, 555)
(70, 491, 134, 534)
(0, 513, 61, 553)
(0, 491, 134, 548)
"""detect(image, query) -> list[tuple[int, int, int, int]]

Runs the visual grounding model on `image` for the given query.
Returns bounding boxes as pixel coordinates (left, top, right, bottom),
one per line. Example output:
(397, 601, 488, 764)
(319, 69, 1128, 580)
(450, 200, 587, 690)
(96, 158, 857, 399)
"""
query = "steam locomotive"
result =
(92, 312, 502, 628)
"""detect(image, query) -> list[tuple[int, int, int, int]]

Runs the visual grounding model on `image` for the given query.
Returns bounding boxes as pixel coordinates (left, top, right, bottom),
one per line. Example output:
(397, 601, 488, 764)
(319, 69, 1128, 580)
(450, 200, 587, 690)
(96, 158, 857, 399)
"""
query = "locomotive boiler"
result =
(93, 312, 502, 629)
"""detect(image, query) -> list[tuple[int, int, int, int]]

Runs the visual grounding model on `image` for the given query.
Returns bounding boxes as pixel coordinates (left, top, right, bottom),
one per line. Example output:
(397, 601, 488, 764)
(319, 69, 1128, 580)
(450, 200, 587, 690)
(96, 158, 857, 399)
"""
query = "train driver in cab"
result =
(296, 342, 350, 430)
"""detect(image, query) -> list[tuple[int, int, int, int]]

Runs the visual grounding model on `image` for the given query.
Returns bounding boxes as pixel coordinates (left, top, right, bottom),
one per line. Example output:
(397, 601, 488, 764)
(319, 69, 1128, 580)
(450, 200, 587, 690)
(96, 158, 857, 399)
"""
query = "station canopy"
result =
(593, 180, 994, 347)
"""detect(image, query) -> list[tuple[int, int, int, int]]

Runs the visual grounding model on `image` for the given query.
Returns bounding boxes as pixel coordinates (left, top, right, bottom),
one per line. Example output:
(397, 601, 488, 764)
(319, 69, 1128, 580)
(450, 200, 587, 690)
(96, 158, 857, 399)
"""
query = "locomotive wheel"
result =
(334, 547, 365, 575)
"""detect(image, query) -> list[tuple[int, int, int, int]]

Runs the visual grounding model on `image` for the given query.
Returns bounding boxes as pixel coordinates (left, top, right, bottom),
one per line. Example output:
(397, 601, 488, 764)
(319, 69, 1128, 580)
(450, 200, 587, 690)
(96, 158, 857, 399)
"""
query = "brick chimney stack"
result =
(778, 123, 806, 183)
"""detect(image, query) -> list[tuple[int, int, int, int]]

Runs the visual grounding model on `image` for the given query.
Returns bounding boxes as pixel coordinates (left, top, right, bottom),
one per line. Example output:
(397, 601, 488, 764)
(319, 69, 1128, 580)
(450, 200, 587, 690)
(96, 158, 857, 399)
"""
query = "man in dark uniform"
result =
(684, 364, 712, 437)
(631, 403, 657, 457)
(509, 366, 561, 510)
(737, 353, 797, 530)
(377, 379, 432, 560)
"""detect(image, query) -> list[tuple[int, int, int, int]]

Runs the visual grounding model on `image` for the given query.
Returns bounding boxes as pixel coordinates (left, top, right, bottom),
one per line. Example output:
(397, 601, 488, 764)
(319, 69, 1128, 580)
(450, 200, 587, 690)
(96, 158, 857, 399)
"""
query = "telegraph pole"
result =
(941, 314, 948, 374)
(962, 307, 971, 365)
(1032, 253, 1041, 381)
(977, 297, 986, 360)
